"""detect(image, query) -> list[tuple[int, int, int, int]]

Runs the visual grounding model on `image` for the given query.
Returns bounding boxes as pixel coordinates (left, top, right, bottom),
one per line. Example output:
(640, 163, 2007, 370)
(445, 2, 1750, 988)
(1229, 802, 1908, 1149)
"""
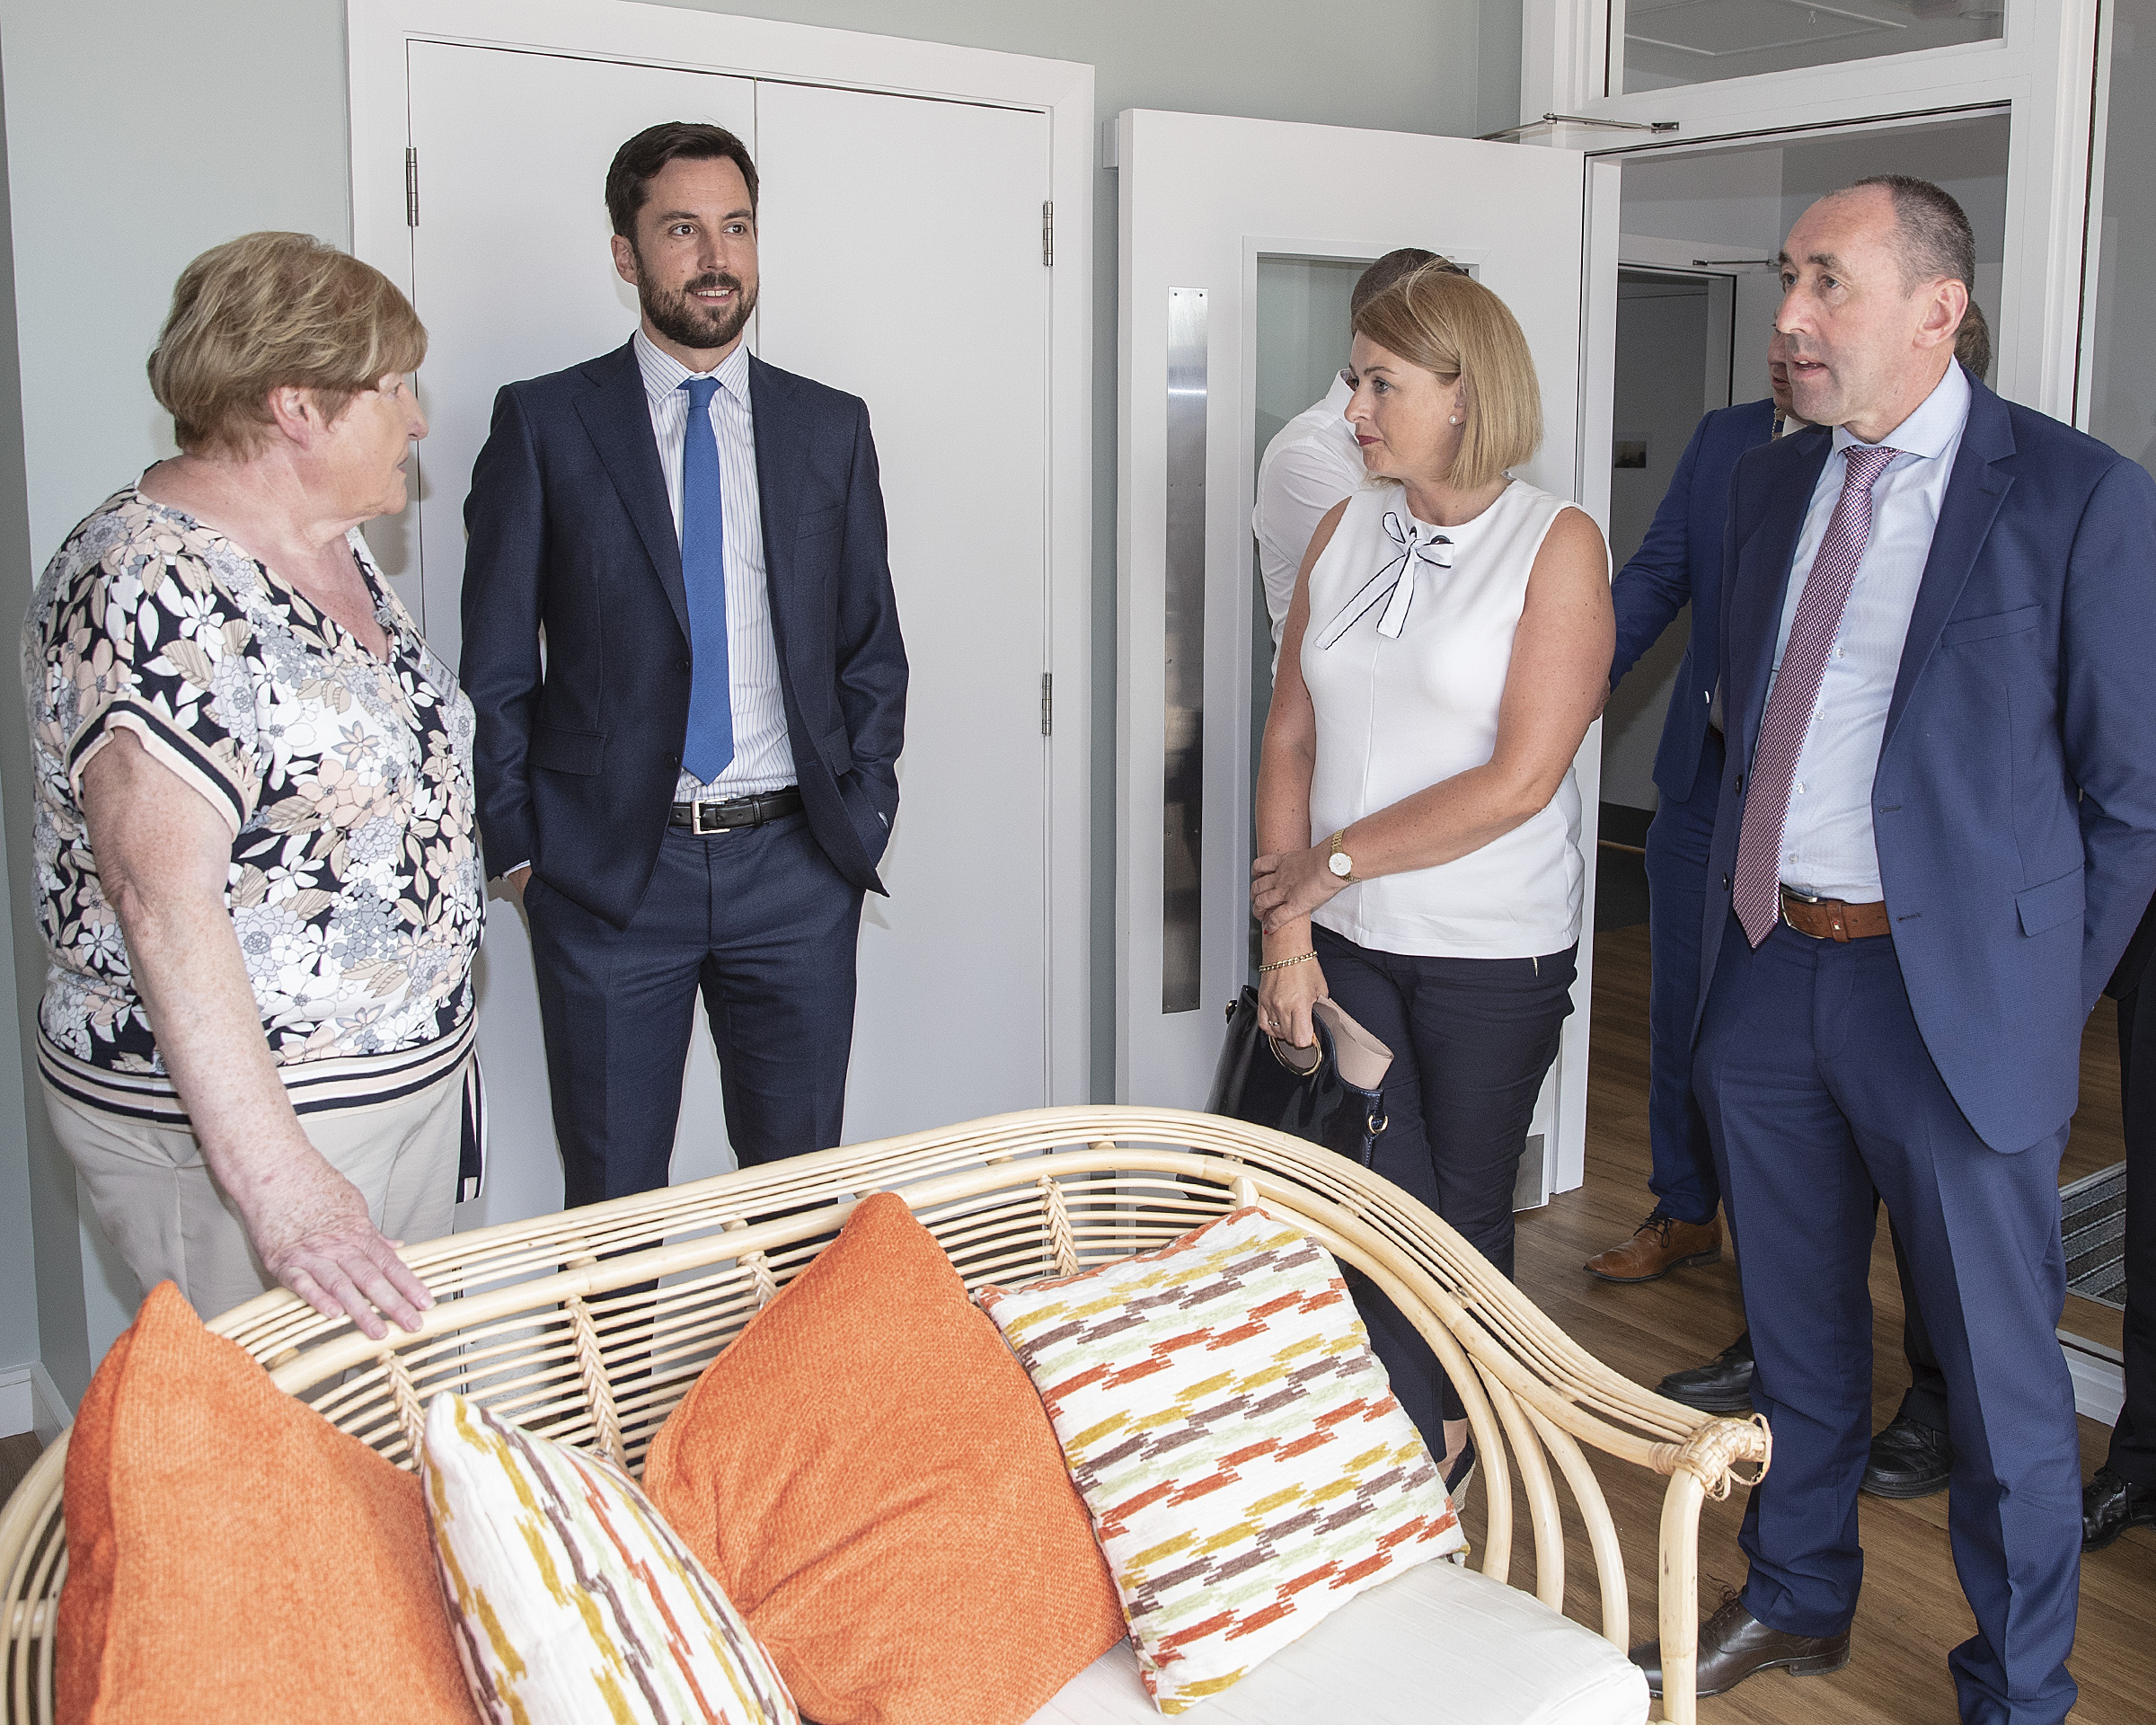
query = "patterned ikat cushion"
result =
(419, 1392, 798, 1725)
(976, 1206, 1464, 1714)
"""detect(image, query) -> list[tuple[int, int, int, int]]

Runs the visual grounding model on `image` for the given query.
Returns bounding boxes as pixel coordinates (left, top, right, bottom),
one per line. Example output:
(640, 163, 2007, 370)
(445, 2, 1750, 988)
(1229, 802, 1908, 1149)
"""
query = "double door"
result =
(377, 36, 1060, 1225)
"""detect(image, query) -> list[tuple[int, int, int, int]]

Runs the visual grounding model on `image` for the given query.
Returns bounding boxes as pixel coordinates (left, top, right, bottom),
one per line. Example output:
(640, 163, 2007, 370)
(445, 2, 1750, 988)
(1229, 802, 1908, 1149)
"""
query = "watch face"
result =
(1328, 852, 1353, 878)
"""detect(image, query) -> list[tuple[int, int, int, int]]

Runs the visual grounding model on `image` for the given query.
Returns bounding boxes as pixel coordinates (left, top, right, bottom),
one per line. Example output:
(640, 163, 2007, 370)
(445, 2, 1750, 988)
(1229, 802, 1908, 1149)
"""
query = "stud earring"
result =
(1449, 414, 1462, 426)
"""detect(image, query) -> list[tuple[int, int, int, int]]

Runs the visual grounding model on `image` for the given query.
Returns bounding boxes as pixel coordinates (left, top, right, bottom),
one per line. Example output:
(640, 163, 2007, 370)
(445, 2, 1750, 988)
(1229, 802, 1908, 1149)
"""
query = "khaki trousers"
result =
(44, 1063, 465, 1326)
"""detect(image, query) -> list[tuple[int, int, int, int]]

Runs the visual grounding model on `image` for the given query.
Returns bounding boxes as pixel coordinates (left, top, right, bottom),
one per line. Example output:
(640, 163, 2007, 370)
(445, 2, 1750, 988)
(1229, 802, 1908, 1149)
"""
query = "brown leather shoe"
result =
(1630, 1595, 1851, 1699)
(1585, 1209, 1723, 1282)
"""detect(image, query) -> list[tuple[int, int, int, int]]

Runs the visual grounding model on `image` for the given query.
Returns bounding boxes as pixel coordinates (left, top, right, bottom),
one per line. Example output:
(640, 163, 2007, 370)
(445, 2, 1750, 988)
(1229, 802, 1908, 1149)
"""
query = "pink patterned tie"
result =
(1731, 443, 1901, 947)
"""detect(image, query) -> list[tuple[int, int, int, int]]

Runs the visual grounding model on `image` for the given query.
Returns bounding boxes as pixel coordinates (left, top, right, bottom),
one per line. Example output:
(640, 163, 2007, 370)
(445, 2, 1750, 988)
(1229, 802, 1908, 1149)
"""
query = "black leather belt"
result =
(668, 786, 802, 835)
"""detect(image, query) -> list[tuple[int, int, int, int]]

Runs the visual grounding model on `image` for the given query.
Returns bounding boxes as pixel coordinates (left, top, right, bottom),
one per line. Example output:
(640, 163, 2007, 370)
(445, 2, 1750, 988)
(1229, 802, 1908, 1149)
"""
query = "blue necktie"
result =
(679, 376, 734, 781)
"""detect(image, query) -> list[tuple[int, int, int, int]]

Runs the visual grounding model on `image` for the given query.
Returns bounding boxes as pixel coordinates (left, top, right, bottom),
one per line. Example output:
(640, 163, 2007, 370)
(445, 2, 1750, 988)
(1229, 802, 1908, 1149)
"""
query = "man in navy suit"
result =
(1628, 177, 2156, 1720)
(1588, 358, 1778, 1288)
(460, 122, 906, 1207)
(1596, 325, 1968, 1505)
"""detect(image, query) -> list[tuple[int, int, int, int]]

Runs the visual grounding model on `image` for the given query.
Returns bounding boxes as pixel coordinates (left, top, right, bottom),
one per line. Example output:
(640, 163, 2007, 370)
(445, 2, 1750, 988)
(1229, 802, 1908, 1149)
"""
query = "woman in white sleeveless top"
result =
(1251, 265, 1613, 1483)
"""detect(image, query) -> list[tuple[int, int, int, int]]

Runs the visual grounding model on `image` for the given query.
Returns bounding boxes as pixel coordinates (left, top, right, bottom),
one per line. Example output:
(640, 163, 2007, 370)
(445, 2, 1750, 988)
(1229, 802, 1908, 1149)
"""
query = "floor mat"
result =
(2064, 1162, 2128, 1310)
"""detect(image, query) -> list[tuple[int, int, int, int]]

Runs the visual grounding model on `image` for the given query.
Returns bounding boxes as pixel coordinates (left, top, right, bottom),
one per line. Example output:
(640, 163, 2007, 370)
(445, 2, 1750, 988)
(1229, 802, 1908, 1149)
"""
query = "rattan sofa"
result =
(0, 1105, 1766, 1724)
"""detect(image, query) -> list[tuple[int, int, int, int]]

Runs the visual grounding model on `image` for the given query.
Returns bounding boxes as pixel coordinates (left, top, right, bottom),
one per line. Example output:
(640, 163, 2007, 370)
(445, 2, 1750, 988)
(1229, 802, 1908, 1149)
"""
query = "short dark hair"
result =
(1956, 296, 1993, 382)
(605, 122, 759, 239)
(1352, 248, 1466, 316)
(1850, 173, 1975, 294)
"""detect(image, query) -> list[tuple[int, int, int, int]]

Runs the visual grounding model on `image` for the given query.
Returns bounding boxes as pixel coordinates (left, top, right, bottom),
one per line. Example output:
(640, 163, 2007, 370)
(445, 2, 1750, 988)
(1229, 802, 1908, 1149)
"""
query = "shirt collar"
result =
(1829, 358, 1969, 464)
(633, 326, 753, 406)
(1322, 372, 1355, 418)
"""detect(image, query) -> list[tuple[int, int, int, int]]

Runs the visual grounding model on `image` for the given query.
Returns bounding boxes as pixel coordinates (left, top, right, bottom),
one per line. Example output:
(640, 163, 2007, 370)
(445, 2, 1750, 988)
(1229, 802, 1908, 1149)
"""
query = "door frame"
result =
(346, 0, 1096, 1112)
(1519, 0, 2102, 423)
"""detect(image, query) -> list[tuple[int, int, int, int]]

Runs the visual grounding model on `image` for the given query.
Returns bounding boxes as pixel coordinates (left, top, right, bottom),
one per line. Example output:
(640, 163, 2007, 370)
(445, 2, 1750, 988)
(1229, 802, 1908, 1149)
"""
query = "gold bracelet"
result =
(1258, 951, 1318, 974)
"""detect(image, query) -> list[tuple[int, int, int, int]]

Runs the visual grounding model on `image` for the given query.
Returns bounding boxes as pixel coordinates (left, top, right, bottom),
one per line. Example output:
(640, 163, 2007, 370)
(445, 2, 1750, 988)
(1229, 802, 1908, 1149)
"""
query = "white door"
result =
(397, 41, 1054, 1225)
(753, 83, 1052, 1141)
(1115, 110, 1605, 1200)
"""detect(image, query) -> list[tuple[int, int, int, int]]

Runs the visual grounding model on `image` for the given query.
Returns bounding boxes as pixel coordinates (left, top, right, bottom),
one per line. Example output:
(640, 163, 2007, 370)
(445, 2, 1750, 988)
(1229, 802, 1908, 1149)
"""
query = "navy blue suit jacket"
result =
(1611, 395, 1777, 802)
(460, 341, 907, 930)
(1701, 369, 2156, 1151)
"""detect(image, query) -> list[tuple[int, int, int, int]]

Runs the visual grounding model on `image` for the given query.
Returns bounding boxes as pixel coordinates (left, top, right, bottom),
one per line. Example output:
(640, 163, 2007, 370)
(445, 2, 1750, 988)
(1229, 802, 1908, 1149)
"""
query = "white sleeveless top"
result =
(1303, 479, 1588, 960)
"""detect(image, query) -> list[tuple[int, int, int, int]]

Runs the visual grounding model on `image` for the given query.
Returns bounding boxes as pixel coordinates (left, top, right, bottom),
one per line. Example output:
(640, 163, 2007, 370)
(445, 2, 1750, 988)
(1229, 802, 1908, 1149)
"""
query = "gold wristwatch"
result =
(1326, 829, 1357, 882)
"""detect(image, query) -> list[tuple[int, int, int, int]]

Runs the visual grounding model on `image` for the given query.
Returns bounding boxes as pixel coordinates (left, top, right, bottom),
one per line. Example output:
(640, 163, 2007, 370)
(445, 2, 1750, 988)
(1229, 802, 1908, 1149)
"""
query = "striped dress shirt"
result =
(633, 329, 797, 801)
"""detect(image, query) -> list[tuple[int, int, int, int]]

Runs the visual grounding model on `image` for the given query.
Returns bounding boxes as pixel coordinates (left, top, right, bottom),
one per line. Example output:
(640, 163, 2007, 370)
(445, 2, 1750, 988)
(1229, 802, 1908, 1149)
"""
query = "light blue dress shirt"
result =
(1768, 360, 1972, 902)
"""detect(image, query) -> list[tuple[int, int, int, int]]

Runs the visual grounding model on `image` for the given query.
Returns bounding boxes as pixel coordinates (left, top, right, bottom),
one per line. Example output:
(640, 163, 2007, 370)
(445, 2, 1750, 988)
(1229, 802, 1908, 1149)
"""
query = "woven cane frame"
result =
(0, 1105, 1764, 1725)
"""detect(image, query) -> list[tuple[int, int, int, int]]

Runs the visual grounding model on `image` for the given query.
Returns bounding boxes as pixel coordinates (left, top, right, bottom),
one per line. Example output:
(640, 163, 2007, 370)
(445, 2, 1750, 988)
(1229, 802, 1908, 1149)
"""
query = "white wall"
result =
(0, 0, 1524, 1408)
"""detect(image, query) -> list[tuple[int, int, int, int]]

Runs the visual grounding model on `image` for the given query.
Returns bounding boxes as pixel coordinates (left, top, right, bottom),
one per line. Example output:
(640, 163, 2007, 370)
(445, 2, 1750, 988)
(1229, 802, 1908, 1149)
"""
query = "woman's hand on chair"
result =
(1250, 845, 1345, 933)
(1257, 954, 1328, 1050)
(236, 1146, 437, 1340)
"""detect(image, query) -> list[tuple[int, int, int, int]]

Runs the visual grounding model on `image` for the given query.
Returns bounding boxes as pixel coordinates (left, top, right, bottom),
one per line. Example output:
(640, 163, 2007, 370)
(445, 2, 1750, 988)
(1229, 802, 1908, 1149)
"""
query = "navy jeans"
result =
(526, 810, 864, 1208)
(1314, 925, 1577, 1444)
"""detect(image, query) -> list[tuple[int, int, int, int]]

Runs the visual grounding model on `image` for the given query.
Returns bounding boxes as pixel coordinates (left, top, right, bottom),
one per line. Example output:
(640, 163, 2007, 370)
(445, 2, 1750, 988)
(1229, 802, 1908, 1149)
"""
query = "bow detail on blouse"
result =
(1313, 510, 1454, 650)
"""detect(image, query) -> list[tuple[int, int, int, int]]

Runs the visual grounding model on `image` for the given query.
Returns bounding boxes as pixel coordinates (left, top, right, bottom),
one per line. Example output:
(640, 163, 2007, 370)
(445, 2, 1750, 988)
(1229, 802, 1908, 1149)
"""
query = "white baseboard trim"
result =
(0, 1362, 71, 1446)
(2061, 1330, 2125, 1429)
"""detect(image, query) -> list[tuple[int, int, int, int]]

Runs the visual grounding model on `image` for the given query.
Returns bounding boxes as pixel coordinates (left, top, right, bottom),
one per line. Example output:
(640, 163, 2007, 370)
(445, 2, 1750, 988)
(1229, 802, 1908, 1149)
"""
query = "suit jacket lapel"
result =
(574, 341, 690, 642)
(749, 355, 811, 663)
(1730, 428, 1832, 764)
(1880, 381, 2015, 755)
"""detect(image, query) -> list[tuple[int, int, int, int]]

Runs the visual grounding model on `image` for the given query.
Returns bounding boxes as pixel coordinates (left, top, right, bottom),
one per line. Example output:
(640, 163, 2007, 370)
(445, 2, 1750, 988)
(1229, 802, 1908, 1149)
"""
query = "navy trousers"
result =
(2109, 978, 2156, 1485)
(1642, 734, 1722, 1225)
(1315, 925, 1577, 1443)
(526, 810, 864, 1208)
(1695, 912, 2080, 1725)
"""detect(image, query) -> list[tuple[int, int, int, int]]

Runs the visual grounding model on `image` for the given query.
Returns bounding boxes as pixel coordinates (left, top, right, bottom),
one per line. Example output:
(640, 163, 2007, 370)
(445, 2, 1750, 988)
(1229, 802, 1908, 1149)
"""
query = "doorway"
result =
(1598, 111, 2011, 842)
(349, 2, 1094, 1233)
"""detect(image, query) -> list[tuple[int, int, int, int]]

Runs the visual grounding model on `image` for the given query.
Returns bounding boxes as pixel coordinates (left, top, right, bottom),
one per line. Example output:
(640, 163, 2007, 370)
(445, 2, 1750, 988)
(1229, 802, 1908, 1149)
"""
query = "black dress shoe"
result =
(1860, 1411, 1953, 1499)
(2084, 1464, 2156, 1551)
(1656, 1331, 1754, 1413)
(1630, 1594, 1850, 1699)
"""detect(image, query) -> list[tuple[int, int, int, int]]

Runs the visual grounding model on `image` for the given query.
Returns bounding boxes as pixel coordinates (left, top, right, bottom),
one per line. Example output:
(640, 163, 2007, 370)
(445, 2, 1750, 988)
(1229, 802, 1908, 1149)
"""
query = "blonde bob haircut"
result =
(147, 233, 427, 459)
(1352, 264, 1542, 491)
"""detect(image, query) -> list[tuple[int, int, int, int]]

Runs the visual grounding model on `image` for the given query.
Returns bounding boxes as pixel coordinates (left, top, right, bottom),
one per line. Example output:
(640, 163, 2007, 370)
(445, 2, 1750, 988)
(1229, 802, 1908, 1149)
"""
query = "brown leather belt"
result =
(668, 786, 802, 835)
(1779, 886, 1891, 942)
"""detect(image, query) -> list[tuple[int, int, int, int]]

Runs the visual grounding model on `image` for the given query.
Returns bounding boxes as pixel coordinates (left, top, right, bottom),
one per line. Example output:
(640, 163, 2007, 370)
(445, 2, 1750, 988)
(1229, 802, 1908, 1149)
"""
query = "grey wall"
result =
(0, 0, 1523, 1403)
(2089, 0, 2156, 479)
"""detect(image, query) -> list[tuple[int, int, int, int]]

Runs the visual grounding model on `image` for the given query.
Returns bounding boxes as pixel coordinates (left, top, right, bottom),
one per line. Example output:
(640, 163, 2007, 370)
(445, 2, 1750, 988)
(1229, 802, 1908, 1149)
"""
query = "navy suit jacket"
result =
(1701, 369, 2156, 1152)
(460, 341, 907, 930)
(1610, 395, 1777, 802)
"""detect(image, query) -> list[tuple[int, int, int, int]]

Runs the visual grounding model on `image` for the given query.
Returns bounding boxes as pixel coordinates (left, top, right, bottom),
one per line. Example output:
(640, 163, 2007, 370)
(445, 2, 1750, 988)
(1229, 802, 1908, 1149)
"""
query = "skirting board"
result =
(0, 1363, 70, 1446)
(2062, 1330, 2125, 1429)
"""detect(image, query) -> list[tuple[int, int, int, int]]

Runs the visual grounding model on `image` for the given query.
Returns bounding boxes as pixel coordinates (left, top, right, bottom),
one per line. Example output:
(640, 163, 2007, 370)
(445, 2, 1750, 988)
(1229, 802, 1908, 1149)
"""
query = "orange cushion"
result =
(643, 1191, 1126, 1725)
(57, 1282, 478, 1725)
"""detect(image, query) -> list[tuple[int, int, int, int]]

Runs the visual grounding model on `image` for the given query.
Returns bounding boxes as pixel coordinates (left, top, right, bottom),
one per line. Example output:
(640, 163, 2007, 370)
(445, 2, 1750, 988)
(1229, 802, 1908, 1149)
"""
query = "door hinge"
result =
(1040, 672, 1054, 736)
(1041, 200, 1053, 268)
(405, 147, 420, 227)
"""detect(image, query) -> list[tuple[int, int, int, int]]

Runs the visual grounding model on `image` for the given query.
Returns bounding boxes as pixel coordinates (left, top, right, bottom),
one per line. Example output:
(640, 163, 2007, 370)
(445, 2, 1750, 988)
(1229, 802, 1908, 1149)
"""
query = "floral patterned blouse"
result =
(24, 485, 483, 1119)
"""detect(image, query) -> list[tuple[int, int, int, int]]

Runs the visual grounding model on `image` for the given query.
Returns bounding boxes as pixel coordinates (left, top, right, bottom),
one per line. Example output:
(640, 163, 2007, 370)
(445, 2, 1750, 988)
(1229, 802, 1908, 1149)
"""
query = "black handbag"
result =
(1206, 986, 1393, 1168)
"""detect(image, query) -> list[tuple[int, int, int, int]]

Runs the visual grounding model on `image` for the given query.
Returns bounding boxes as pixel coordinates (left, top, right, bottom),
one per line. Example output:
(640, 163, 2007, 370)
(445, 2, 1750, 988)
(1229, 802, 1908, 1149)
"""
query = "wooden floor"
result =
(1470, 924, 2152, 1722)
(0, 1431, 40, 1508)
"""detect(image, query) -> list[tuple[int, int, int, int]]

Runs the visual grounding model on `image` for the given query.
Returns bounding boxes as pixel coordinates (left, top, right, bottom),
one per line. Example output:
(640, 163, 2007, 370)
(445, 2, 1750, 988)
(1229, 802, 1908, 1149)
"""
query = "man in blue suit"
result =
(1629, 176, 2156, 1721)
(1596, 323, 1971, 1506)
(461, 122, 906, 1207)
(1587, 358, 1778, 1287)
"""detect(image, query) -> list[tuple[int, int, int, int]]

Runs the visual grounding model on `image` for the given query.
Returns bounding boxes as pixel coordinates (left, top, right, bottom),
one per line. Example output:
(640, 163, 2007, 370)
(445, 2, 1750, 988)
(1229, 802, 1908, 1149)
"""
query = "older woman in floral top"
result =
(24, 233, 483, 1339)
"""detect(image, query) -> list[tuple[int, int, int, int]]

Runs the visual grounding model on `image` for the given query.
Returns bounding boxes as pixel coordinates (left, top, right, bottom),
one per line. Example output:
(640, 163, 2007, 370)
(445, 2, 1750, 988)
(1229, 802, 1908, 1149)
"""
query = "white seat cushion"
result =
(1023, 1557, 1648, 1725)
